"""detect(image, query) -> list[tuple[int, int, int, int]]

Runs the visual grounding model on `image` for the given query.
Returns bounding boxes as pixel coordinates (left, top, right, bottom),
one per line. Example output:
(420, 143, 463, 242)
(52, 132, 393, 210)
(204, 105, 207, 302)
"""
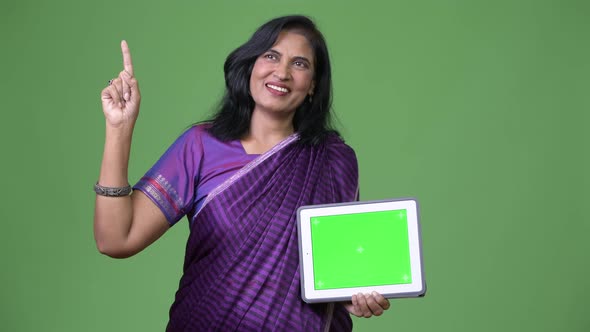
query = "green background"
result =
(1, 0, 588, 331)
(311, 210, 412, 289)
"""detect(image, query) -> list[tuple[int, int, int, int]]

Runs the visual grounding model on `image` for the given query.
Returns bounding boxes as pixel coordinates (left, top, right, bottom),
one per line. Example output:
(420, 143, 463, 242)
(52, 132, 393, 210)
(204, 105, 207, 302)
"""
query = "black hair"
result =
(205, 15, 338, 146)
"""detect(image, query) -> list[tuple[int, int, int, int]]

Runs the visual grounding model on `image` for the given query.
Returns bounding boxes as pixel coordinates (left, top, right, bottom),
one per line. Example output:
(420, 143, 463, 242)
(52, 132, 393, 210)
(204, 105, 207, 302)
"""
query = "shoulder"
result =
(322, 133, 359, 202)
(318, 133, 358, 184)
(174, 123, 217, 148)
(183, 122, 213, 140)
(159, 124, 214, 161)
(323, 133, 357, 162)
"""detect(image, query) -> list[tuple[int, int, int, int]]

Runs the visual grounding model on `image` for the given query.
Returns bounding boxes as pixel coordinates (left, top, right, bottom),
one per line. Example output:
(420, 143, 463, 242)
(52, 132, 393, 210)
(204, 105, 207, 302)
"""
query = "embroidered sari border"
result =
(134, 175, 183, 224)
(199, 133, 300, 213)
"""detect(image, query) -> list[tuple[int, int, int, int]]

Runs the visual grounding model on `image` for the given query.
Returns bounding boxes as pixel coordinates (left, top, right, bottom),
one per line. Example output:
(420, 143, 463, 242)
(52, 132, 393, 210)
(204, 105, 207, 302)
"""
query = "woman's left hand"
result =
(343, 292, 391, 318)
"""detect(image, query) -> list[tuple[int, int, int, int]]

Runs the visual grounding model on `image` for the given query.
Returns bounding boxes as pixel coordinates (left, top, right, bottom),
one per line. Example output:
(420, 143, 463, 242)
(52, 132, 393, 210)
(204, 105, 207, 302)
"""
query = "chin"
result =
(256, 103, 298, 115)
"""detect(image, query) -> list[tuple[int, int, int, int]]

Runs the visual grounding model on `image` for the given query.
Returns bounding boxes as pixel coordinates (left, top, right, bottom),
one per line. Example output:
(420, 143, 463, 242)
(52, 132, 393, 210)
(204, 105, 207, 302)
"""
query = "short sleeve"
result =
(133, 126, 204, 225)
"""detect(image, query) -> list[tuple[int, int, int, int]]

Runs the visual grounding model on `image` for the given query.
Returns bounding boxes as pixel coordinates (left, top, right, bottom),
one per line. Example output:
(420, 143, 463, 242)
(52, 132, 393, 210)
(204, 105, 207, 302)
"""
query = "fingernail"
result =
(124, 93, 129, 101)
(372, 291, 378, 297)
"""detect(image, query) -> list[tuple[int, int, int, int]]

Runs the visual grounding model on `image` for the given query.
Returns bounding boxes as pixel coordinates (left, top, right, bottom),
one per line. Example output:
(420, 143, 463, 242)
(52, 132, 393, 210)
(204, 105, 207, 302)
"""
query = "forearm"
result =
(94, 123, 135, 257)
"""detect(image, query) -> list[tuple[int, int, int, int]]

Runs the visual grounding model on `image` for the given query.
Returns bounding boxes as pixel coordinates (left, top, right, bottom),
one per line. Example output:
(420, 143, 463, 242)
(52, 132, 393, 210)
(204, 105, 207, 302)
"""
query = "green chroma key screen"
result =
(310, 209, 412, 290)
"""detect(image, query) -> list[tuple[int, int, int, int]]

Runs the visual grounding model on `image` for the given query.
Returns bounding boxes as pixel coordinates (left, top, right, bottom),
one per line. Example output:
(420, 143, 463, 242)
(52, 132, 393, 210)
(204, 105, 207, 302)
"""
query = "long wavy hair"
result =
(205, 15, 338, 146)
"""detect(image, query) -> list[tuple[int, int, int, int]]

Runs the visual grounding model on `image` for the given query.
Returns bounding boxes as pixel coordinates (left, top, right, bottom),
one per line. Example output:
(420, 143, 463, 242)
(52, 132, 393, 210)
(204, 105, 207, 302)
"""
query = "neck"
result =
(241, 108, 295, 154)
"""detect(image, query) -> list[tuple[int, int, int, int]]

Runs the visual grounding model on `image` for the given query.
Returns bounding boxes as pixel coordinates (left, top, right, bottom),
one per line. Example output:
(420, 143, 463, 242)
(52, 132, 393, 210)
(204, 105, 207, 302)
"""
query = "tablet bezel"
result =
(297, 198, 425, 303)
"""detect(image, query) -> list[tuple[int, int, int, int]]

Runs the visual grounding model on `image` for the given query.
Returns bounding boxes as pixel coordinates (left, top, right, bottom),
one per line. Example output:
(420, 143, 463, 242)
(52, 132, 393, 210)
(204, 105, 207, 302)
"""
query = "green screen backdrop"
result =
(1, 0, 588, 331)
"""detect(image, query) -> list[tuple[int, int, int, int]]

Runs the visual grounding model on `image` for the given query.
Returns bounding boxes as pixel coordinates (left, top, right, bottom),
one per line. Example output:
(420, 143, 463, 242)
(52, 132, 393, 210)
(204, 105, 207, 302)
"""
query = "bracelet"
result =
(94, 182, 132, 197)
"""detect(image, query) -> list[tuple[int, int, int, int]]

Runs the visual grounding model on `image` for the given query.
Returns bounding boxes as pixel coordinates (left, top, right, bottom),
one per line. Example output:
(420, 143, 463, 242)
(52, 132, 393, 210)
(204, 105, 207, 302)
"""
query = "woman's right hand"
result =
(101, 40, 141, 128)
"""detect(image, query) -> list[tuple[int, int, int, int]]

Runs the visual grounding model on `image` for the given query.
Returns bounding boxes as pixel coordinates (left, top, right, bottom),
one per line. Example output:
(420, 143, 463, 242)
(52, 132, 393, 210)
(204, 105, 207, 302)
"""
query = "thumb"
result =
(121, 71, 140, 103)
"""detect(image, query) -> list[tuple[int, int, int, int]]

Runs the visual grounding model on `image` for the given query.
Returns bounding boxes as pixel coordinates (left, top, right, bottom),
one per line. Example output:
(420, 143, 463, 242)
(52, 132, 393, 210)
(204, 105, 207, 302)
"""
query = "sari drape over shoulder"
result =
(141, 129, 359, 331)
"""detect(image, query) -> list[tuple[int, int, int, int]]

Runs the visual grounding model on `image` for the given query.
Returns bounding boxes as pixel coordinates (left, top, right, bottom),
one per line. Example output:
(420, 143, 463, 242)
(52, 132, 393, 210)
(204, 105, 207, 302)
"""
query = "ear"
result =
(308, 80, 316, 96)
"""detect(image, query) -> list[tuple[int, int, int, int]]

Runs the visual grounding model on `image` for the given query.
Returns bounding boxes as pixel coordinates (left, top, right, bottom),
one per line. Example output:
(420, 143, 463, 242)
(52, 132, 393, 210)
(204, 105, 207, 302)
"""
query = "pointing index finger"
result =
(121, 40, 134, 76)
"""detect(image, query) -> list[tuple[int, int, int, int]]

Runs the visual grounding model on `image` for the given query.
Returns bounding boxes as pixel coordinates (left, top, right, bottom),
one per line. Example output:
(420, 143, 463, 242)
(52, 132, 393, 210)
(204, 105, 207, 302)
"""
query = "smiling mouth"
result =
(266, 83, 290, 93)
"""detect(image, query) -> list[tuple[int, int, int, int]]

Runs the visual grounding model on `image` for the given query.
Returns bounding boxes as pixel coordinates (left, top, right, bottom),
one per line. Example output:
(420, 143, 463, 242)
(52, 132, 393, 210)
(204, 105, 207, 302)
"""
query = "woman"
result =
(95, 15, 390, 331)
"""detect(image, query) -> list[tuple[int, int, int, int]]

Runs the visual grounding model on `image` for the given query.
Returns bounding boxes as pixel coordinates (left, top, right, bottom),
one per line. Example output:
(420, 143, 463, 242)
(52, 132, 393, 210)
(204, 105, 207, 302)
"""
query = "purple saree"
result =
(138, 127, 359, 331)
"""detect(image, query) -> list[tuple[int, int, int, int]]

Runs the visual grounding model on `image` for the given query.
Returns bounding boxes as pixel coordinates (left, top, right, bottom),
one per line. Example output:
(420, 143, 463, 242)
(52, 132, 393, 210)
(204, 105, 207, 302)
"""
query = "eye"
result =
(264, 53, 278, 61)
(293, 60, 309, 69)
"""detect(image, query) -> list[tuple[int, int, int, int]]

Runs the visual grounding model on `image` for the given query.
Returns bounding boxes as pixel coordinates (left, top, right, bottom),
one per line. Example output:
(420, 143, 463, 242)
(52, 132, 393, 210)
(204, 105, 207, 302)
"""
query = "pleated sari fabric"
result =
(161, 132, 358, 331)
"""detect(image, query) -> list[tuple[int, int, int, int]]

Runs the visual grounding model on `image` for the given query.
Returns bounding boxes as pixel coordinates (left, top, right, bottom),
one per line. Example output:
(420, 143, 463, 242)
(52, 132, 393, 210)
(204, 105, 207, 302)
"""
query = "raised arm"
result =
(94, 40, 169, 258)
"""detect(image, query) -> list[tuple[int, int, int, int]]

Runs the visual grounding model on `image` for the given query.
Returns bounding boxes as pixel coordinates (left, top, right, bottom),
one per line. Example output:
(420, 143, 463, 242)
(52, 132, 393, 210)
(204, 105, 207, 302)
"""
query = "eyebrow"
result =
(267, 49, 312, 65)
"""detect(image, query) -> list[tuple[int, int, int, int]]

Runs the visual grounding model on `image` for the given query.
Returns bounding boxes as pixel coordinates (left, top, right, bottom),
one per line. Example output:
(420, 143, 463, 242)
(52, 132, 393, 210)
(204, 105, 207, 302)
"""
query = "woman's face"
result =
(249, 30, 315, 116)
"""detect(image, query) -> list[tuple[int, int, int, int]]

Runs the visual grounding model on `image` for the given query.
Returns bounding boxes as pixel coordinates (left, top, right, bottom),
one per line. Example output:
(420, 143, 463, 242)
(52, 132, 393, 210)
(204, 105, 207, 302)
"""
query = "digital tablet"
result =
(297, 198, 426, 303)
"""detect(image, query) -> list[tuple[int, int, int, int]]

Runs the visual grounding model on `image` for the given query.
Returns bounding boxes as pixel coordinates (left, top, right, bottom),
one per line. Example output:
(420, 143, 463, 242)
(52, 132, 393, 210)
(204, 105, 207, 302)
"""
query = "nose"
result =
(273, 61, 291, 81)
